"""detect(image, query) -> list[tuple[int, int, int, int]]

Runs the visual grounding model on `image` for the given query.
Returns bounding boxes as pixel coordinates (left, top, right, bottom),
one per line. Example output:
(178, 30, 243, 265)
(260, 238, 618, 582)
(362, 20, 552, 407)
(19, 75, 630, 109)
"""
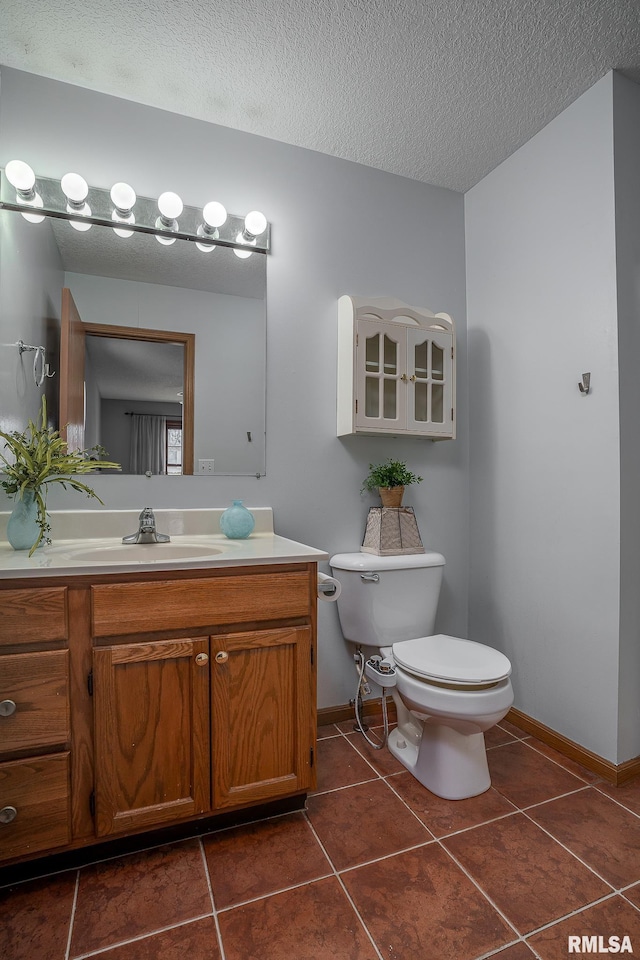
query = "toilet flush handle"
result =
(360, 573, 380, 583)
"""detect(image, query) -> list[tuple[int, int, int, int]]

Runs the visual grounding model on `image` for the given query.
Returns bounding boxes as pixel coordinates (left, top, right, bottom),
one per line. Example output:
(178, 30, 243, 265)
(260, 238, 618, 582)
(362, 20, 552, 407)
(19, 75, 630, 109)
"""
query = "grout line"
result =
(519, 737, 596, 784)
(71, 914, 215, 960)
(519, 806, 621, 891)
(309, 774, 381, 798)
(63, 869, 80, 960)
(303, 813, 385, 960)
(592, 782, 640, 822)
(215, 871, 336, 913)
(198, 837, 227, 960)
(520, 890, 619, 938)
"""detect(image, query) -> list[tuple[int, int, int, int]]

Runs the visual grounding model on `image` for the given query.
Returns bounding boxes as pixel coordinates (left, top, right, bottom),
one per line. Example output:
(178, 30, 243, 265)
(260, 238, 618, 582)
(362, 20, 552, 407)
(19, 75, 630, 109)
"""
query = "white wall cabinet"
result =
(337, 296, 455, 439)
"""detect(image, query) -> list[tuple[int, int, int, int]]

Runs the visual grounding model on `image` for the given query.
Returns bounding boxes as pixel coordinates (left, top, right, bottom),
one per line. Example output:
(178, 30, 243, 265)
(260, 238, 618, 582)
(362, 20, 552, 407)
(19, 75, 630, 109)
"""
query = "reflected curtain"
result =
(130, 414, 167, 475)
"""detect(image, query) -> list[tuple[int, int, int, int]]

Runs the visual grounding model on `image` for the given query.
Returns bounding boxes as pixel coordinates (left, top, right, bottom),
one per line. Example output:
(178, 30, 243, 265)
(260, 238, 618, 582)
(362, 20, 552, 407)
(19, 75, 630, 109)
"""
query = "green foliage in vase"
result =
(361, 457, 423, 493)
(0, 396, 121, 554)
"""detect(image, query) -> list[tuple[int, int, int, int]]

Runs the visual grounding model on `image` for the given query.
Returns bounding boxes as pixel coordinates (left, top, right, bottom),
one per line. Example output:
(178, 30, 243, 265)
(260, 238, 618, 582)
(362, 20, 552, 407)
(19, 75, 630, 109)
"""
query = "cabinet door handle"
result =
(0, 806, 17, 825)
(400, 373, 408, 382)
(195, 653, 209, 666)
(215, 651, 229, 664)
(0, 700, 16, 717)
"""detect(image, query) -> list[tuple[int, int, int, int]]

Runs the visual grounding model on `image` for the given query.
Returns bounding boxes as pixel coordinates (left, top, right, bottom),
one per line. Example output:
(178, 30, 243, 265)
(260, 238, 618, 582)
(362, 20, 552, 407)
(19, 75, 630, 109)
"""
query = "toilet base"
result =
(387, 723, 491, 800)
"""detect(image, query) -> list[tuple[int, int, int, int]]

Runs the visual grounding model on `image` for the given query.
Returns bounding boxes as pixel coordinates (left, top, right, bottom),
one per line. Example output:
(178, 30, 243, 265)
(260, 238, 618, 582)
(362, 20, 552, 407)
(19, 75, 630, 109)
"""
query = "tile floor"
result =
(2, 718, 640, 960)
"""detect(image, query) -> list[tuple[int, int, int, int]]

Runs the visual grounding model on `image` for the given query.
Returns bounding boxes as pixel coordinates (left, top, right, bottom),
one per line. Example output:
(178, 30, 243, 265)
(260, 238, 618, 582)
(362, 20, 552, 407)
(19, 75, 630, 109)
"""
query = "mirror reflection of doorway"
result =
(59, 289, 195, 473)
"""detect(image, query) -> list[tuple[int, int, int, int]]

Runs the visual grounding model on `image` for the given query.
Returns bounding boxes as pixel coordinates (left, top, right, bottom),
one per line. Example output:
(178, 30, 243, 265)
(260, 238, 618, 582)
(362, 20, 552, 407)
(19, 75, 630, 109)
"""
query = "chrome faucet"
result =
(122, 507, 171, 544)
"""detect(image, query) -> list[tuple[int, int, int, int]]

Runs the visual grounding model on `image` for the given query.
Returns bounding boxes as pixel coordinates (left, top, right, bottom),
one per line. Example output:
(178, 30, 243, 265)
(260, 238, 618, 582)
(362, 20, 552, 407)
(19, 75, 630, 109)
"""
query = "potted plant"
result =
(0, 396, 121, 555)
(361, 457, 423, 507)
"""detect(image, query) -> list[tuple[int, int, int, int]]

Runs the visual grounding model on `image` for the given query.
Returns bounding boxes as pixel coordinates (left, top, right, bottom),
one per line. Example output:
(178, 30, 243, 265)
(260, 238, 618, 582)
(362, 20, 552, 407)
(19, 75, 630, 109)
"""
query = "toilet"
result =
(329, 551, 513, 800)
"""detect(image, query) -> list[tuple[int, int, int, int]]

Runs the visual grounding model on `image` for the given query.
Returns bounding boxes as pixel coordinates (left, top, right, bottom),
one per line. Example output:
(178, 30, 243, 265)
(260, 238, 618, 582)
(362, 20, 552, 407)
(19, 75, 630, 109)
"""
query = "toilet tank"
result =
(329, 551, 445, 648)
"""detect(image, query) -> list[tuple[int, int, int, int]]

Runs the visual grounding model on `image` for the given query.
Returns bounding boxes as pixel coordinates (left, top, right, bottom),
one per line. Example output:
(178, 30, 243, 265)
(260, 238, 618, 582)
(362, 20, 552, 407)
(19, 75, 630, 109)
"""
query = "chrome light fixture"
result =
(0, 161, 271, 257)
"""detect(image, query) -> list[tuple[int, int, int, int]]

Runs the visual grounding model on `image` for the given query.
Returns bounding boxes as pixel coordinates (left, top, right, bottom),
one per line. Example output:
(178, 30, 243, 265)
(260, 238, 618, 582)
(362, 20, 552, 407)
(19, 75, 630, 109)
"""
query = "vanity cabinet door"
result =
(211, 626, 315, 809)
(93, 637, 211, 837)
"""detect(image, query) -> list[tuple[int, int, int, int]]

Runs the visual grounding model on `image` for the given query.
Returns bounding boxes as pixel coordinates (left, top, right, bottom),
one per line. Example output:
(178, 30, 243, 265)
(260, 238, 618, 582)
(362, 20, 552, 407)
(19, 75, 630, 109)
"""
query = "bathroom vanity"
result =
(0, 509, 327, 869)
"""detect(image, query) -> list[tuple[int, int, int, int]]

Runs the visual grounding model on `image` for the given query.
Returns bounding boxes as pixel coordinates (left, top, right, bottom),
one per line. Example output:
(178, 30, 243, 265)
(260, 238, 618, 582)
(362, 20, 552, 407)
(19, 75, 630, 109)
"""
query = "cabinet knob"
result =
(0, 700, 16, 717)
(195, 653, 209, 666)
(0, 806, 17, 825)
(215, 651, 229, 664)
(400, 373, 408, 382)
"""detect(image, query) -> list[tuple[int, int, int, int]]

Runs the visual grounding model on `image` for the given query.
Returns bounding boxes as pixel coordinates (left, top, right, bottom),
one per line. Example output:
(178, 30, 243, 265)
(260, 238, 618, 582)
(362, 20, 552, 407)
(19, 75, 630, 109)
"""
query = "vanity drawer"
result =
(0, 753, 71, 861)
(0, 587, 68, 646)
(0, 650, 70, 754)
(91, 571, 312, 637)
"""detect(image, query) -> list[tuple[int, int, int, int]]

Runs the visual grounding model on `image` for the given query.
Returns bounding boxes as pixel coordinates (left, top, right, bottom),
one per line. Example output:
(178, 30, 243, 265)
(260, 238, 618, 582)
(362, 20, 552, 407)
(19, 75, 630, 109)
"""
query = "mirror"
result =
(0, 185, 267, 476)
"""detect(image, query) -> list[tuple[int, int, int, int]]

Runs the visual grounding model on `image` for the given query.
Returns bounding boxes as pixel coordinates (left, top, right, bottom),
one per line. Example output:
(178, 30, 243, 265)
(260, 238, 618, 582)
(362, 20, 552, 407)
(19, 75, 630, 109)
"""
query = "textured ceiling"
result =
(1, 0, 639, 192)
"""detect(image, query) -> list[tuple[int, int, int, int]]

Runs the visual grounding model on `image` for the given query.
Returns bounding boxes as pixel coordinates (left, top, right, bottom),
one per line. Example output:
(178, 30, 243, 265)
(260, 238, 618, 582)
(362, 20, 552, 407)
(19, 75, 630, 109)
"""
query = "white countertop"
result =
(0, 507, 328, 579)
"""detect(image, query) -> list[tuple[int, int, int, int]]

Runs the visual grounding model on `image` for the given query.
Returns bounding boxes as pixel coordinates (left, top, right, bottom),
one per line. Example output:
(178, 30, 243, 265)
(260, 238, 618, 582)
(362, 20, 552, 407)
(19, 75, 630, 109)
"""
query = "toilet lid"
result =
(392, 635, 512, 685)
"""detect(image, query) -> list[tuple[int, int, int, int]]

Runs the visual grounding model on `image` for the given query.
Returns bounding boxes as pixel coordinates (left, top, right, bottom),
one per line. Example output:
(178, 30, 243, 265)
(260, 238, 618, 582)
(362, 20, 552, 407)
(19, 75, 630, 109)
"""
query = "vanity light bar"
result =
(0, 164, 271, 255)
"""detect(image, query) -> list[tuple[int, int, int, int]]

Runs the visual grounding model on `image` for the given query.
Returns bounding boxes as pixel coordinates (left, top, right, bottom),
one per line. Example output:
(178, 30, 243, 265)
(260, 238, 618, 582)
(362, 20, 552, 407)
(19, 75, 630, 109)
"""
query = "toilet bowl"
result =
(329, 552, 514, 800)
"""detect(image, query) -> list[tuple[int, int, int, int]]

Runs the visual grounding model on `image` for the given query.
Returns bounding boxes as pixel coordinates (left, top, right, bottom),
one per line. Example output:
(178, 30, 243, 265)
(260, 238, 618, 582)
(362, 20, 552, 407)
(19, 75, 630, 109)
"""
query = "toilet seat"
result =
(392, 634, 511, 686)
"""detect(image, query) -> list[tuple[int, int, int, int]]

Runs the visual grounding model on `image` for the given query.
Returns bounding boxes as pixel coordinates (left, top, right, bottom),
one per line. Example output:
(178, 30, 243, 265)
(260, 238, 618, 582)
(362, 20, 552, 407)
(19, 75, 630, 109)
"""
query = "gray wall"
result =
(465, 74, 623, 762)
(613, 72, 640, 762)
(0, 67, 468, 711)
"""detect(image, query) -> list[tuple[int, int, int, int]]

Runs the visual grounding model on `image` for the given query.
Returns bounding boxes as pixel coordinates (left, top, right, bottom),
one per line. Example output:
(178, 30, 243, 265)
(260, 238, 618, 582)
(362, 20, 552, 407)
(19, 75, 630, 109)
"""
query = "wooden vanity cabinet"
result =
(0, 562, 318, 867)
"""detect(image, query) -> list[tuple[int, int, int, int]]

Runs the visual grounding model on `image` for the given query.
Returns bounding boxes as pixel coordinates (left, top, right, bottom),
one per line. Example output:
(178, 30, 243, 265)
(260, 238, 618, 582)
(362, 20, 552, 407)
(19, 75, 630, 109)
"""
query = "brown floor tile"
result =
(623, 882, 640, 909)
(488, 740, 586, 807)
(203, 812, 331, 908)
(346, 731, 405, 776)
(388, 770, 517, 837)
(488, 944, 538, 959)
(70, 839, 211, 957)
(528, 895, 640, 959)
(218, 876, 378, 960)
(443, 813, 612, 934)
(485, 724, 517, 748)
(317, 723, 341, 739)
(336, 709, 391, 735)
(0, 871, 76, 960)
(95, 917, 221, 959)
(597, 777, 640, 816)
(527, 787, 640, 887)
(498, 720, 530, 739)
(311, 735, 377, 793)
(525, 738, 601, 783)
(307, 778, 432, 870)
(343, 843, 514, 960)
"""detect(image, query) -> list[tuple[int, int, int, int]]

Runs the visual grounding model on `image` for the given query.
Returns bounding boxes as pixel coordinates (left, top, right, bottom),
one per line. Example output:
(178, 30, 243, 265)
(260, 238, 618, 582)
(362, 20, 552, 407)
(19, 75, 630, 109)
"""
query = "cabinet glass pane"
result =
(383, 335, 397, 374)
(432, 343, 444, 381)
(415, 382, 428, 421)
(365, 335, 380, 372)
(365, 377, 379, 417)
(383, 379, 397, 419)
(414, 340, 428, 379)
(432, 384, 444, 423)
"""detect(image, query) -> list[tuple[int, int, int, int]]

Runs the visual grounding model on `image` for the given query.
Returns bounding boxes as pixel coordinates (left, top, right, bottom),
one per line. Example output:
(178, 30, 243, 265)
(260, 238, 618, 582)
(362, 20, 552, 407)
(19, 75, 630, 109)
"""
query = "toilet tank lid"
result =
(330, 551, 445, 571)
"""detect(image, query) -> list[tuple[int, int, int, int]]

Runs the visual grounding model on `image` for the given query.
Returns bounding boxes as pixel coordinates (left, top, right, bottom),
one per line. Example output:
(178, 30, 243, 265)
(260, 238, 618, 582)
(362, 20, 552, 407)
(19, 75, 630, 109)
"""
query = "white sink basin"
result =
(45, 541, 226, 563)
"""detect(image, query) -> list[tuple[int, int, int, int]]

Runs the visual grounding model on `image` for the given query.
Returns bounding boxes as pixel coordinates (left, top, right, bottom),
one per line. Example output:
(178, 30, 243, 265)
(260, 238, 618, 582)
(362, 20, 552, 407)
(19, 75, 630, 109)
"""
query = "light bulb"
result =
(244, 210, 267, 237)
(69, 207, 92, 231)
(233, 231, 253, 259)
(5, 159, 36, 193)
(158, 191, 183, 220)
(5, 160, 45, 222)
(61, 172, 88, 203)
(110, 181, 136, 213)
(203, 201, 227, 228)
(109, 183, 136, 238)
(156, 191, 182, 245)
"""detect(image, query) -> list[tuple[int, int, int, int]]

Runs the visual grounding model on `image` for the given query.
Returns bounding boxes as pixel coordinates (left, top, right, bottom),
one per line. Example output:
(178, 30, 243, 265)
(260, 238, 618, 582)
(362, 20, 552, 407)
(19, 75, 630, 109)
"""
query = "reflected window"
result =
(166, 420, 182, 475)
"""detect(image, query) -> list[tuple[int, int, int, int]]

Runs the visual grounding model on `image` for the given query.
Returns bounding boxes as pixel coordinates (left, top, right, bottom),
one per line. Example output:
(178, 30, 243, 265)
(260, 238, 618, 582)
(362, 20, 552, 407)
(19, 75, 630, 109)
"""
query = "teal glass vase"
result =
(7, 488, 42, 551)
(219, 500, 255, 539)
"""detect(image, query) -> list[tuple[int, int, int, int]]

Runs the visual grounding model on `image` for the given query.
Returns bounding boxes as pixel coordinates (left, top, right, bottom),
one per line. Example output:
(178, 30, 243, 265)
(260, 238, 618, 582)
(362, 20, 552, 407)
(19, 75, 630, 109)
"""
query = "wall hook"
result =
(578, 372, 591, 395)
